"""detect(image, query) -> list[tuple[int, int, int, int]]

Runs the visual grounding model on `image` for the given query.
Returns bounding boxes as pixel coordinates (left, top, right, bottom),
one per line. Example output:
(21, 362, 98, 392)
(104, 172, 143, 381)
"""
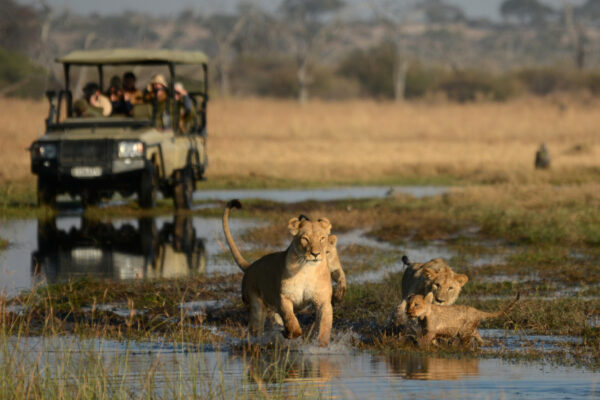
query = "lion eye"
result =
(300, 237, 309, 246)
(449, 287, 454, 291)
(433, 284, 440, 289)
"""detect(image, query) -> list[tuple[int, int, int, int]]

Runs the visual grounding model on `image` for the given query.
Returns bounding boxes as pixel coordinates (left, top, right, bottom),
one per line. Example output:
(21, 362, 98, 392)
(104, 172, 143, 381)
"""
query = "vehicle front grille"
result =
(60, 140, 113, 165)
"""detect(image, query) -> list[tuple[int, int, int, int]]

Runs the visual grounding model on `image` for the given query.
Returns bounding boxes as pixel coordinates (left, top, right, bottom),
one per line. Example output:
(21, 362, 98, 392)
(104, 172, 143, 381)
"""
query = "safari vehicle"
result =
(29, 49, 209, 209)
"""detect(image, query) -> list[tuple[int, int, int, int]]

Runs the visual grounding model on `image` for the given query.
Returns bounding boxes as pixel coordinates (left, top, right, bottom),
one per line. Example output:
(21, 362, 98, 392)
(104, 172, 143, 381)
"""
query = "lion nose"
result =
(310, 251, 320, 258)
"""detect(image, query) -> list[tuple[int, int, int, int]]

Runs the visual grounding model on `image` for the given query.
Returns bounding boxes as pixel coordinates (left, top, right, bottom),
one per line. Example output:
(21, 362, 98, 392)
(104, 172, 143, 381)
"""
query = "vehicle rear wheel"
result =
(138, 163, 157, 209)
(37, 177, 56, 208)
(173, 167, 194, 210)
(81, 190, 100, 207)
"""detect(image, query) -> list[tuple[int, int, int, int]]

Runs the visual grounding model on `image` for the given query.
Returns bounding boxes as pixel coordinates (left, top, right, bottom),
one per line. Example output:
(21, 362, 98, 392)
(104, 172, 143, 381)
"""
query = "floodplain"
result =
(0, 97, 599, 398)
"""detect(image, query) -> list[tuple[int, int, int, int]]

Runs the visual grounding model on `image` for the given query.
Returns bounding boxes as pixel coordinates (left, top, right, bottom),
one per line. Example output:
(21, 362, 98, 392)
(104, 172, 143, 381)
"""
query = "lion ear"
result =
(423, 267, 438, 280)
(288, 217, 301, 235)
(318, 218, 331, 234)
(328, 234, 338, 247)
(424, 292, 434, 304)
(455, 274, 469, 287)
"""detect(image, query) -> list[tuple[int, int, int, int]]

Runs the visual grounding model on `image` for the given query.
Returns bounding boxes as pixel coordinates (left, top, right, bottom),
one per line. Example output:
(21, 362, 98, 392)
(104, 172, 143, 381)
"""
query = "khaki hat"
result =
(174, 82, 187, 95)
(150, 74, 168, 87)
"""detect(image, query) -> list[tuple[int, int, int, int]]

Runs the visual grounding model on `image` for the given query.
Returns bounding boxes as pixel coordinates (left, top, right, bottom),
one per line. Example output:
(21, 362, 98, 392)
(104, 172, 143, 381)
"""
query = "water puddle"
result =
(2, 335, 598, 399)
(193, 185, 449, 203)
(0, 215, 257, 295)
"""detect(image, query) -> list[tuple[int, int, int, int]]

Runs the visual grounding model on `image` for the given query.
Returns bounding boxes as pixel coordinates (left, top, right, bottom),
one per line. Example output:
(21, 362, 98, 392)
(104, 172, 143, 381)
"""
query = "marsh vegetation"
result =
(0, 96, 598, 397)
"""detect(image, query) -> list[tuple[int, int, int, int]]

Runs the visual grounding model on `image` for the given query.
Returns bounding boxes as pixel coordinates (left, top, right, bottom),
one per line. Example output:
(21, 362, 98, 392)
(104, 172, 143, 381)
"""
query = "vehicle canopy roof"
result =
(57, 48, 208, 66)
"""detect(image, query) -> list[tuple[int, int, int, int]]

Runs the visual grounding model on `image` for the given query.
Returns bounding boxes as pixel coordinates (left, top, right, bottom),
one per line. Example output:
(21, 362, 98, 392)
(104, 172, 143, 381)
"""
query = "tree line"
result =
(2, 0, 600, 101)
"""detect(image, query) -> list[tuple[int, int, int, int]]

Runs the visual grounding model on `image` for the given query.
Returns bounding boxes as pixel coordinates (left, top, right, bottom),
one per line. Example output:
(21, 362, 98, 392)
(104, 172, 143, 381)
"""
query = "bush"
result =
(0, 47, 47, 98)
(515, 68, 579, 95)
(338, 41, 395, 98)
(405, 63, 444, 99)
(229, 54, 298, 98)
(436, 70, 517, 102)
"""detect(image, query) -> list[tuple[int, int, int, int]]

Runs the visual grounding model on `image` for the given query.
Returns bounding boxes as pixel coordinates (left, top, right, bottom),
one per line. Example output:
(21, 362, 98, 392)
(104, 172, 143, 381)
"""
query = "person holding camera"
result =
(74, 82, 112, 117)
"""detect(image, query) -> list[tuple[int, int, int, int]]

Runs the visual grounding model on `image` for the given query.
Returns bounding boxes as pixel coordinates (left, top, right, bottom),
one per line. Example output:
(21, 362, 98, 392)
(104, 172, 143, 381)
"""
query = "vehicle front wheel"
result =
(138, 164, 157, 209)
(173, 167, 194, 210)
(37, 177, 56, 208)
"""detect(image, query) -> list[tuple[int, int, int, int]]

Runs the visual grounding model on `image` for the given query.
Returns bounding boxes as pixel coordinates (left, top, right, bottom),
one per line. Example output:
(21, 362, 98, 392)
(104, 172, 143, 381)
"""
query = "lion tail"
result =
(482, 292, 520, 320)
(222, 199, 251, 271)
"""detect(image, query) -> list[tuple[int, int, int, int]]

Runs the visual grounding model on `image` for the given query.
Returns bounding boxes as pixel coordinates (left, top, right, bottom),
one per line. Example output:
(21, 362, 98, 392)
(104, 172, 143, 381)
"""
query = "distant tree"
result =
(418, 0, 466, 23)
(278, 0, 345, 103)
(563, 2, 587, 69)
(576, 0, 600, 18)
(369, 0, 421, 101)
(0, 0, 40, 53)
(203, 5, 269, 96)
(500, 0, 555, 25)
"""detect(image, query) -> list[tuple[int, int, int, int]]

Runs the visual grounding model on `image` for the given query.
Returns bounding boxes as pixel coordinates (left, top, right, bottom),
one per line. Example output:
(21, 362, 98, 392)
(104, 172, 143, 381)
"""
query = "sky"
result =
(19, 0, 588, 19)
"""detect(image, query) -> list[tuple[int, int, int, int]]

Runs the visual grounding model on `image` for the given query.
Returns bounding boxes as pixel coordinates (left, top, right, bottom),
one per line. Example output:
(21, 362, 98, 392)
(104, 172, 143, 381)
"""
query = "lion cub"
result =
(390, 256, 468, 329)
(223, 200, 334, 346)
(407, 292, 520, 346)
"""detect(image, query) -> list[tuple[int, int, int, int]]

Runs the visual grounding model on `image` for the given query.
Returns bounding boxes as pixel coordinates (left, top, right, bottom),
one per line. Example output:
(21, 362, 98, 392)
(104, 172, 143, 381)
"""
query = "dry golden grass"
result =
(1, 96, 598, 184)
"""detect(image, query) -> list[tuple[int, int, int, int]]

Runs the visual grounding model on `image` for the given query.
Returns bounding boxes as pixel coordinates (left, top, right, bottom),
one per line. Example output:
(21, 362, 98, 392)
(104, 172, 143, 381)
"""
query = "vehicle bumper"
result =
(32, 159, 146, 194)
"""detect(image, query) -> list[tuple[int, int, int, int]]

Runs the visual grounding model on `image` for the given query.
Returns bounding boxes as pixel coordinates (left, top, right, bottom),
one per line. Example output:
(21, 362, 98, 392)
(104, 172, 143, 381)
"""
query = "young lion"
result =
(297, 214, 346, 303)
(390, 256, 468, 329)
(407, 292, 520, 346)
(223, 200, 334, 346)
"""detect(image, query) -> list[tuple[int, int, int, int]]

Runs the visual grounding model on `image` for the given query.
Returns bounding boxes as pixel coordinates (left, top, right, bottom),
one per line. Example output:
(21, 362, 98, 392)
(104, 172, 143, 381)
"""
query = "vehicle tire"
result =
(173, 167, 194, 210)
(139, 217, 158, 259)
(138, 163, 157, 209)
(81, 190, 100, 207)
(37, 177, 56, 208)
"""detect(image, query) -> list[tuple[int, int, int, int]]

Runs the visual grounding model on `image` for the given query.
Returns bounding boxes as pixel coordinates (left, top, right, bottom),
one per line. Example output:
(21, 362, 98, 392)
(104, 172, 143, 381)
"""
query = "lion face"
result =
(407, 293, 433, 319)
(288, 217, 331, 263)
(422, 260, 468, 305)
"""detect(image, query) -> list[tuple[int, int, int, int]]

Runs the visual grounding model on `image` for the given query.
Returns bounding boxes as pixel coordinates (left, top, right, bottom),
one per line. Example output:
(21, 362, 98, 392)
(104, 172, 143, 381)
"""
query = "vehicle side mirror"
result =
(45, 91, 58, 129)
(45, 90, 57, 102)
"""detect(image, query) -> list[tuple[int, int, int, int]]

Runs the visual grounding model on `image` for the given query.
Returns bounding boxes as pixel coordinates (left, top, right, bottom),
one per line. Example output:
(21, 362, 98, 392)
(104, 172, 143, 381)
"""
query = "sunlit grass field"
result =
(1, 96, 598, 186)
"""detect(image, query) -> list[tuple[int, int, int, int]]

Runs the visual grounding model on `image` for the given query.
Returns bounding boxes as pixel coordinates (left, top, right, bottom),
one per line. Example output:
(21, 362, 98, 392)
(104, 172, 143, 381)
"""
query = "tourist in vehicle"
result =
(107, 75, 132, 116)
(144, 73, 169, 103)
(174, 82, 196, 133)
(74, 82, 112, 117)
(122, 71, 143, 105)
(142, 74, 170, 128)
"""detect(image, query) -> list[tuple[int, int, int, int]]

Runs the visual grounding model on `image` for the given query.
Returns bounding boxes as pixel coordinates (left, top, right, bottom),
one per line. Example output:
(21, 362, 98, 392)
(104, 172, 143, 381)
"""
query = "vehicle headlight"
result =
(31, 143, 57, 159)
(118, 141, 144, 158)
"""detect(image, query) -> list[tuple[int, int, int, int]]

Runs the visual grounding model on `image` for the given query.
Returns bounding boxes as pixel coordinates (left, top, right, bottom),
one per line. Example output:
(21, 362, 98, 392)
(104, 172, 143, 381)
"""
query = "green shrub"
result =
(0, 47, 47, 98)
(436, 70, 517, 102)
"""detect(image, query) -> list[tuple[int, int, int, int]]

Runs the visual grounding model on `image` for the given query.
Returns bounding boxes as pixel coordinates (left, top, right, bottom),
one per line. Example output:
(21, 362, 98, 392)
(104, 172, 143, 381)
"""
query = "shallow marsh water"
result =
(0, 186, 598, 398)
(3, 335, 598, 399)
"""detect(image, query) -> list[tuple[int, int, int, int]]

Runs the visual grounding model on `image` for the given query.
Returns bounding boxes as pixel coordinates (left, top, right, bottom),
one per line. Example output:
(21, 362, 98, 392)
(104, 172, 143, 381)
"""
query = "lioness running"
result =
(223, 200, 334, 346)
(297, 214, 346, 303)
(407, 292, 520, 346)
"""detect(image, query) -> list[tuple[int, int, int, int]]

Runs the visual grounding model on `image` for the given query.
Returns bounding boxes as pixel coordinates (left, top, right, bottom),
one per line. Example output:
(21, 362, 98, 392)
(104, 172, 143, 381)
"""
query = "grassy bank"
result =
(1, 96, 599, 186)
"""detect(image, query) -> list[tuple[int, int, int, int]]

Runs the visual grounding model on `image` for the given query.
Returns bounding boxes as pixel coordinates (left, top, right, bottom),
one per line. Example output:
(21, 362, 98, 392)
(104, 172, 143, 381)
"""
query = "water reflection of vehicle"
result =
(32, 216, 206, 284)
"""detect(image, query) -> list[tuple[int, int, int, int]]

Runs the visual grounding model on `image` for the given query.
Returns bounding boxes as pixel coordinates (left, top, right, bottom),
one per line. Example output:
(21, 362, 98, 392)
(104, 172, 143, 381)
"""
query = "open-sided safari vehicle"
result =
(30, 49, 209, 209)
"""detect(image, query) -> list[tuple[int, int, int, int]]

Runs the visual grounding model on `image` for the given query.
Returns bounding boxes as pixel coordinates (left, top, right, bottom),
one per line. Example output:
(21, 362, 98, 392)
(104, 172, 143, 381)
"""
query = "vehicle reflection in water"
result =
(384, 351, 479, 380)
(32, 216, 206, 284)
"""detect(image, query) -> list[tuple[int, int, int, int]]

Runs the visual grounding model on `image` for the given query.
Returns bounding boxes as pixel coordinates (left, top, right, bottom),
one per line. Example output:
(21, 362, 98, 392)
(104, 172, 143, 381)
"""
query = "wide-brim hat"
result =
(151, 74, 168, 87)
